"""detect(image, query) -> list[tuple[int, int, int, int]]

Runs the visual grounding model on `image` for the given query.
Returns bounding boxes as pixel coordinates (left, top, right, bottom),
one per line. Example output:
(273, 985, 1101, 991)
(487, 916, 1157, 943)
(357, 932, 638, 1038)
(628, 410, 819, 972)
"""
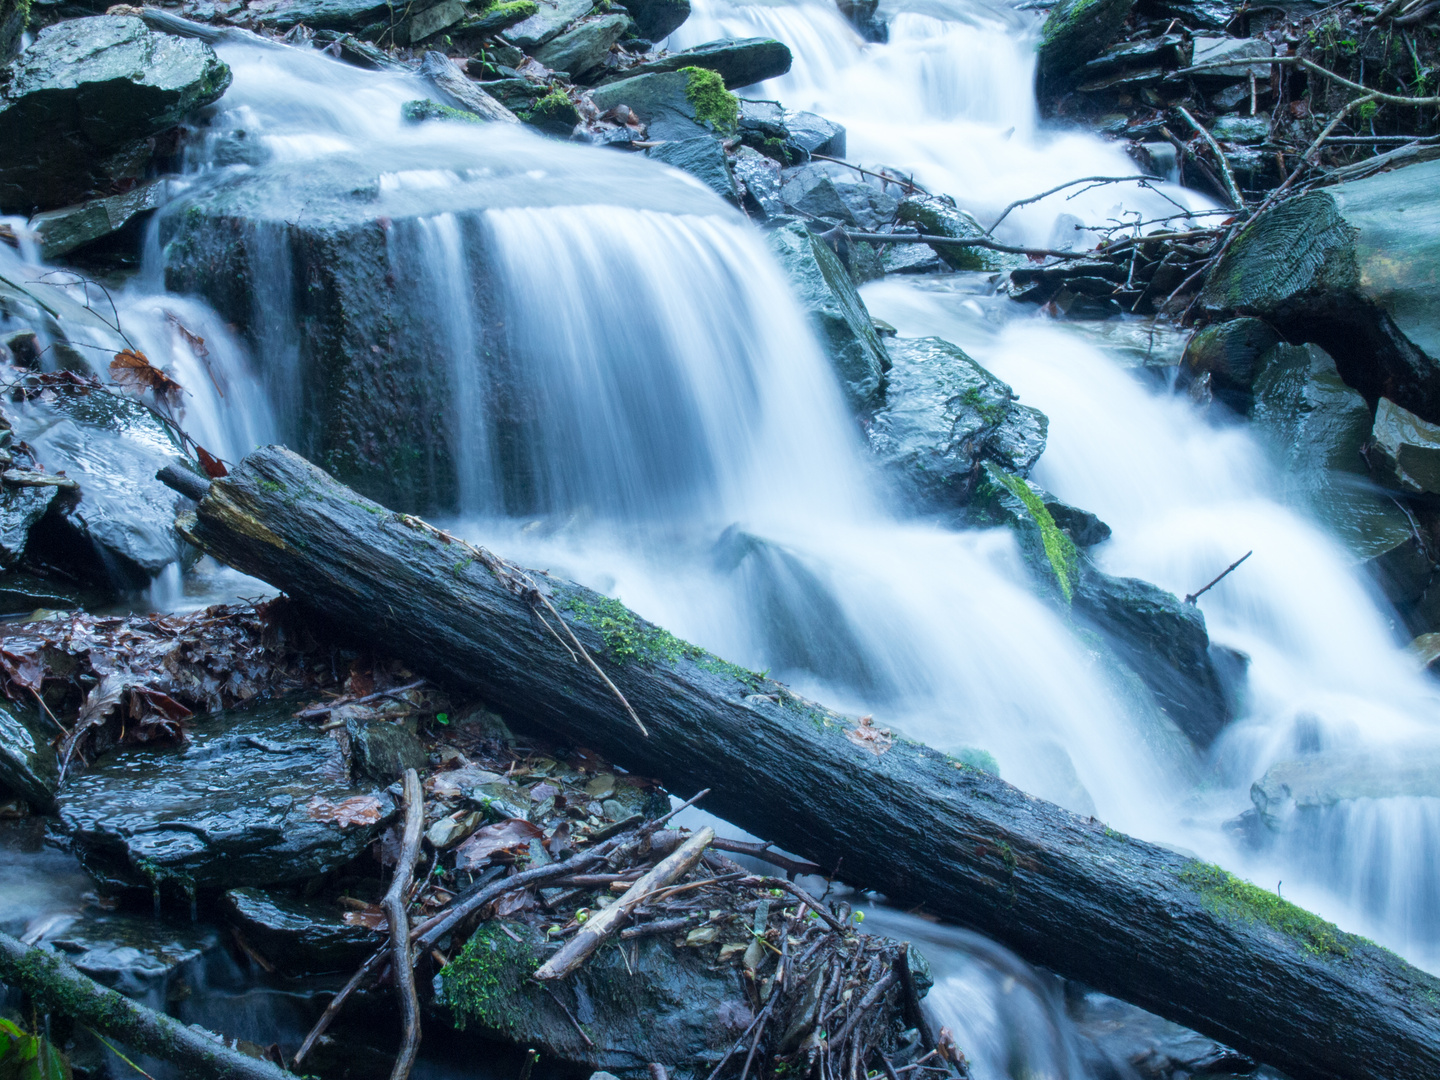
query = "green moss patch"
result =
(401, 99, 482, 125)
(440, 922, 540, 1034)
(993, 470, 1079, 603)
(1180, 861, 1350, 959)
(681, 66, 738, 132)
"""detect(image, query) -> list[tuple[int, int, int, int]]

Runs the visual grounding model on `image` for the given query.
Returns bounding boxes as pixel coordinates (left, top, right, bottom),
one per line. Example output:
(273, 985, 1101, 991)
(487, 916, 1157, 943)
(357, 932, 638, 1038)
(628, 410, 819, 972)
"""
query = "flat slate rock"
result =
(222, 887, 378, 971)
(58, 697, 395, 891)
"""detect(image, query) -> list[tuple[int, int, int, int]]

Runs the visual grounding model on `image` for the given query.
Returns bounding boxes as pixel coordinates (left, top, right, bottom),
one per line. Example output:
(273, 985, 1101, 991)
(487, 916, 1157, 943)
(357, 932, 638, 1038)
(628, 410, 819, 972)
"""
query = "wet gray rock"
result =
(0, 16, 231, 213)
(57, 697, 395, 891)
(1036, 0, 1136, 93)
(1044, 497, 1111, 547)
(896, 195, 1009, 271)
(1200, 160, 1440, 425)
(832, 180, 899, 231)
(624, 0, 690, 42)
(0, 698, 58, 811)
(345, 714, 428, 785)
(43, 911, 220, 999)
(1191, 34, 1273, 80)
(502, 0, 596, 50)
(243, 0, 391, 30)
(867, 336, 1048, 512)
(971, 462, 1233, 747)
(765, 218, 889, 412)
(589, 70, 718, 140)
(397, 0, 469, 44)
(1248, 342, 1414, 561)
(620, 37, 792, 88)
(1, 0, 25, 63)
(0, 477, 65, 567)
(1251, 749, 1440, 832)
(781, 166, 855, 224)
(221, 887, 377, 972)
(783, 109, 844, 157)
(1369, 397, 1440, 495)
(27, 179, 167, 260)
(437, 919, 756, 1075)
(1211, 114, 1269, 143)
(1180, 317, 1280, 411)
(835, 0, 885, 42)
(532, 13, 629, 80)
(646, 137, 737, 203)
(730, 146, 782, 218)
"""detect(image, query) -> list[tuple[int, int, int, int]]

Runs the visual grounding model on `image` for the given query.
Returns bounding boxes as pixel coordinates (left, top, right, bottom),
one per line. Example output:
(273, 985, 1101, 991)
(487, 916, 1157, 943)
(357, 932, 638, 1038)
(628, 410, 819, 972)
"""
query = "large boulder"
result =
(619, 37, 792, 89)
(57, 698, 396, 892)
(588, 68, 736, 140)
(867, 336, 1047, 512)
(0, 16, 231, 214)
(895, 195, 1013, 271)
(27, 178, 167, 260)
(241, 0, 392, 30)
(160, 131, 720, 512)
(1199, 161, 1440, 425)
(1035, 0, 1136, 95)
(645, 137, 737, 203)
(765, 218, 889, 412)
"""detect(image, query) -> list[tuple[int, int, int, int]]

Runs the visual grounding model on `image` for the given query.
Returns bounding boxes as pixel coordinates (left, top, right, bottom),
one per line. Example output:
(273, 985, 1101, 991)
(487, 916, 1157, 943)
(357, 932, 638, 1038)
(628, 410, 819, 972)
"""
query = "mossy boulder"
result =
(1199, 161, 1440, 425)
(867, 335, 1047, 512)
(0, 16, 231, 213)
(765, 218, 889, 412)
(1035, 0, 1136, 95)
(437, 920, 754, 1075)
(588, 69, 729, 141)
(1180, 317, 1280, 412)
(895, 195, 1013, 272)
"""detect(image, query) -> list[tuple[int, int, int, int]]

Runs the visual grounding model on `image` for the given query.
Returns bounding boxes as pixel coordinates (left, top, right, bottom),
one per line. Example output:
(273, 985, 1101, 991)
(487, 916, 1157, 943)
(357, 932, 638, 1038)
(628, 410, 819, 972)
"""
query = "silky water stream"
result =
(1, 2, 1435, 1077)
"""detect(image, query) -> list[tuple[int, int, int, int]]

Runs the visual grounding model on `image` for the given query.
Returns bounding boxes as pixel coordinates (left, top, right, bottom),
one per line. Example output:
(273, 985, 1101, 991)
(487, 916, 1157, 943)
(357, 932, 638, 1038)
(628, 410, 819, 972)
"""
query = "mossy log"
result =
(174, 446, 1440, 1080)
(0, 930, 294, 1080)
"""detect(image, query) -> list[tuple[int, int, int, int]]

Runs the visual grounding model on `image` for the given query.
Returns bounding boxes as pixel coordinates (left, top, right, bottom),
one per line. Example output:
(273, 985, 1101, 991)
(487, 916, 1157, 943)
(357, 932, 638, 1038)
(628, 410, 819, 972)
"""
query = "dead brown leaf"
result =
(454, 818, 542, 870)
(110, 349, 183, 407)
(342, 909, 388, 932)
(309, 794, 385, 827)
(196, 447, 228, 479)
(845, 715, 893, 757)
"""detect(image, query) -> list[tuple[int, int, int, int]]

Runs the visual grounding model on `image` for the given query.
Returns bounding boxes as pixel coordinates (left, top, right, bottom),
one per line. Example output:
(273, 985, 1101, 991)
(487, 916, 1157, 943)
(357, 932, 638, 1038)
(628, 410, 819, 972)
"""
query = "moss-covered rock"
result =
(895, 195, 1015, 272)
(1035, 0, 1136, 94)
(867, 335, 1047, 513)
(618, 37, 791, 89)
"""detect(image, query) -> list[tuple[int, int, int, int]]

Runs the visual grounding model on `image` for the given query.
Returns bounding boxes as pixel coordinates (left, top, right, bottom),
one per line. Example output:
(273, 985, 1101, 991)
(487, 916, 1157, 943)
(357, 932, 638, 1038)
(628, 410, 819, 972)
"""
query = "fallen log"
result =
(172, 446, 1440, 1080)
(0, 930, 295, 1080)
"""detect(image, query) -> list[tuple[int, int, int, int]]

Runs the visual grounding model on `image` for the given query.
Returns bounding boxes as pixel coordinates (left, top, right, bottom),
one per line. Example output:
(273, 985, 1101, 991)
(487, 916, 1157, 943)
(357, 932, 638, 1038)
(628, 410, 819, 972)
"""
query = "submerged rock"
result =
(57, 697, 395, 891)
(867, 336, 1047, 512)
(765, 218, 889, 412)
(0, 16, 231, 213)
(221, 887, 377, 972)
(42, 910, 221, 998)
(1251, 749, 1440, 832)
(1200, 160, 1440, 425)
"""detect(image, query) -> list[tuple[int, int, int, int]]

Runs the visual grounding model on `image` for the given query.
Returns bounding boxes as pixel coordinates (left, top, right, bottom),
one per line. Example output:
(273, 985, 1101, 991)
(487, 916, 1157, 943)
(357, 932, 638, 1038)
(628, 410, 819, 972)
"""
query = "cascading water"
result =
(8, 0, 1440, 1070)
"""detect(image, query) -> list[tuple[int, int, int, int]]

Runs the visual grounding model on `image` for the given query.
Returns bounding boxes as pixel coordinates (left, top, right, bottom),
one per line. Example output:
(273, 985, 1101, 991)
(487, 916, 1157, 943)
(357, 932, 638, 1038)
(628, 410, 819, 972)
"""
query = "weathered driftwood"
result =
(0, 930, 295, 1080)
(172, 446, 1440, 1080)
(534, 826, 715, 981)
(383, 769, 425, 1080)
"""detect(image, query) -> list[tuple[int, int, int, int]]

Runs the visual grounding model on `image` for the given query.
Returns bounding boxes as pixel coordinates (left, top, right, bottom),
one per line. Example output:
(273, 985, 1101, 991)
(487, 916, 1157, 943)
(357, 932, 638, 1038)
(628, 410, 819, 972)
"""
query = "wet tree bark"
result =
(174, 446, 1440, 1080)
(0, 931, 295, 1080)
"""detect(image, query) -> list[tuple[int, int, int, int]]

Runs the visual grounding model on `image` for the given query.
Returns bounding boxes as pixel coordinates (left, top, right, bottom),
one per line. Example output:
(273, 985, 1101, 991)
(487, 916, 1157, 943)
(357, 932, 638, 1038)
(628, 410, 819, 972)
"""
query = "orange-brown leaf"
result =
(110, 349, 183, 406)
(308, 794, 385, 827)
(196, 446, 229, 479)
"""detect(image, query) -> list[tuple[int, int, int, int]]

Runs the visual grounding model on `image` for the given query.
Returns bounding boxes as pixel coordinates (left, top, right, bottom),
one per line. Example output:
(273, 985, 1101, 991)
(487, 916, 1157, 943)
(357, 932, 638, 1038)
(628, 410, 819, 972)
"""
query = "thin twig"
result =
(383, 769, 425, 1080)
(986, 175, 1163, 234)
(1176, 105, 1246, 210)
(1185, 551, 1253, 604)
(808, 154, 928, 194)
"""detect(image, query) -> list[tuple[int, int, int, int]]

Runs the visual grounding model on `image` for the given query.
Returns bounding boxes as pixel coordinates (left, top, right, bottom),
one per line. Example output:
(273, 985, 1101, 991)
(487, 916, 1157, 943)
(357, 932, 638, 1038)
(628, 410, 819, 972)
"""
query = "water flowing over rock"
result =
(57, 698, 395, 891)
(220, 887, 376, 972)
(1200, 160, 1440, 425)
(1250, 749, 1440, 832)
(1036, 0, 1137, 94)
(0, 16, 231, 213)
(765, 218, 888, 412)
(867, 335, 1047, 512)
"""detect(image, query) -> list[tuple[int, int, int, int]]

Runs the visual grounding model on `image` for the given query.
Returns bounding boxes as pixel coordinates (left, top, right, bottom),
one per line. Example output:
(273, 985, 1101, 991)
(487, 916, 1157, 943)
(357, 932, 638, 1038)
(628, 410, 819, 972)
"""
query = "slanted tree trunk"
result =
(173, 446, 1440, 1080)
